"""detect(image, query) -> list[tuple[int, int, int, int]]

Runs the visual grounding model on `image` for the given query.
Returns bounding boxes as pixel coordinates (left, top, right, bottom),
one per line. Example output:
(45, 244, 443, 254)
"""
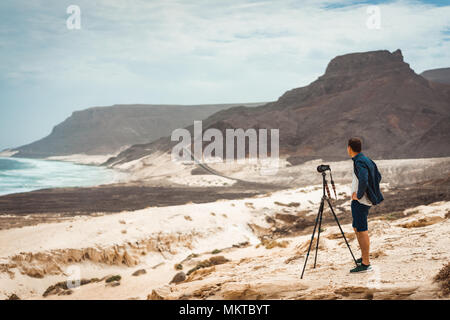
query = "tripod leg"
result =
(313, 200, 324, 268)
(300, 198, 324, 279)
(325, 198, 358, 267)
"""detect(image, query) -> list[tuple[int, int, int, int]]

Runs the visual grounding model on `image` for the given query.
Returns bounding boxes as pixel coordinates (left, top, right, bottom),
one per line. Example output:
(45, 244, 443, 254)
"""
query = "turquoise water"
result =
(0, 157, 115, 196)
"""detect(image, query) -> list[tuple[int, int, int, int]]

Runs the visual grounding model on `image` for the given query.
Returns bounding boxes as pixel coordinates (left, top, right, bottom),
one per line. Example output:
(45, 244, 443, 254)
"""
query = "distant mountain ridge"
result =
(107, 49, 450, 166)
(12, 103, 265, 158)
(421, 68, 450, 85)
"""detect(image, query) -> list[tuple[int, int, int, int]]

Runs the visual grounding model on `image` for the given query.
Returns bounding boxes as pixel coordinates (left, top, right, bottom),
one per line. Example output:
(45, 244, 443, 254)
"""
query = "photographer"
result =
(347, 138, 384, 273)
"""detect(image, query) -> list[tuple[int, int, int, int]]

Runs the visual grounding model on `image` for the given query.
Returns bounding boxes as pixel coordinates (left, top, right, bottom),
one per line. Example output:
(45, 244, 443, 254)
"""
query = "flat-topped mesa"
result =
(324, 49, 411, 77)
(277, 49, 414, 107)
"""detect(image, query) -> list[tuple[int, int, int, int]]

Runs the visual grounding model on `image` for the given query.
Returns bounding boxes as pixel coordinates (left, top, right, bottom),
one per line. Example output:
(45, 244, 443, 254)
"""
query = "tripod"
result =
(300, 169, 358, 279)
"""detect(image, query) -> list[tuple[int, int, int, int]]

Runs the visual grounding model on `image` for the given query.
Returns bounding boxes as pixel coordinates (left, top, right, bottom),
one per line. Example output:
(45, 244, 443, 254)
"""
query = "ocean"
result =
(0, 157, 115, 196)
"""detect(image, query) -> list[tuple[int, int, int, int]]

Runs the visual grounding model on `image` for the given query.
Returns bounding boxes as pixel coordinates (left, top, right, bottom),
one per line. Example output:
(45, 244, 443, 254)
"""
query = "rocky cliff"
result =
(108, 49, 450, 166)
(421, 68, 450, 85)
(13, 103, 264, 158)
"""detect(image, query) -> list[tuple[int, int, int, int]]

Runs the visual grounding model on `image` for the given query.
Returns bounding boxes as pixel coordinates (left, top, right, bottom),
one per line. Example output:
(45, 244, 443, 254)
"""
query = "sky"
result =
(0, 0, 449, 150)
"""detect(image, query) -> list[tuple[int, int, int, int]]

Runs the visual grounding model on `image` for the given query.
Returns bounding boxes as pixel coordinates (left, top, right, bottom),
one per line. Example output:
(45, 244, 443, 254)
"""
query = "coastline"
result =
(0, 156, 123, 197)
(45, 154, 117, 166)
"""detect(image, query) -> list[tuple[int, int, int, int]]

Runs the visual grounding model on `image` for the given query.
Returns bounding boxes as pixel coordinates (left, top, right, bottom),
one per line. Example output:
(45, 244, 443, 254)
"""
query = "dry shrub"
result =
(434, 262, 450, 296)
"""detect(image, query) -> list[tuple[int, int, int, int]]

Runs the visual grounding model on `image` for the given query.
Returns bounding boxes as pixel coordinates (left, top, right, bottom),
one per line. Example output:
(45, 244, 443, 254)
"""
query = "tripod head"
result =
(318, 164, 337, 200)
(317, 164, 330, 173)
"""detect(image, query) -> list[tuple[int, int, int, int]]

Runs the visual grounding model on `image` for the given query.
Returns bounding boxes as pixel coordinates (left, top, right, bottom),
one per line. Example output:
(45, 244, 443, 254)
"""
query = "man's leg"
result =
(350, 202, 371, 272)
(351, 202, 361, 247)
(353, 227, 362, 258)
(353, 227, 361, 244)
(358, 230, 370, 265)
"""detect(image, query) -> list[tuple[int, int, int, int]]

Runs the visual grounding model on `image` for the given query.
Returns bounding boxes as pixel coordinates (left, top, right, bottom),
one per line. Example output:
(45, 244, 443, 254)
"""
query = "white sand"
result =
(111, 153, 450, 188)
(0, 183, 449, 300)
(0, 150, 18, 157)
(46, 154, 116, 166)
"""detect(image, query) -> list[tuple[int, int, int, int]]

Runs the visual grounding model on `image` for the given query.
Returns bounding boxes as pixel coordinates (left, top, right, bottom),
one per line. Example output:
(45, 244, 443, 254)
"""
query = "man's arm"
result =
(355, 160, 369, 199)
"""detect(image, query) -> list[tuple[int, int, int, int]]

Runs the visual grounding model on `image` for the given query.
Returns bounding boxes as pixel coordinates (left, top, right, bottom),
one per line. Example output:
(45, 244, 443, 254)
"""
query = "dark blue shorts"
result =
(351, 200, 370, 232)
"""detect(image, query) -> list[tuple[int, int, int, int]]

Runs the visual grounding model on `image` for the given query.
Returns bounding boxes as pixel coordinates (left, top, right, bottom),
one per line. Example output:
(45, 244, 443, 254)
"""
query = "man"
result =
(347, 137, 384, 273)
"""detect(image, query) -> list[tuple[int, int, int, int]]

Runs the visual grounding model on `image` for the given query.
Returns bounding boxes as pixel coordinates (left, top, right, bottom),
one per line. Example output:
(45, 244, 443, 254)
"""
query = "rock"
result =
(221, 281, 309, 300)
(174, 263, 183, 270)
(400, 216, 444, 228)
(186, 266, 216, 282)
(274, 201, 300, 208)
(209, 255, 230, 265)
(261, 239, 289, 249)
(106, 282, 121, 288)
(187, 256, 230, 275)
(148, 286, 172, 300)
(192, 284, 221, 299)
(232, 241, 250, 248)
(43, 281, 68, 297)
(122, 251, 139, 266)
(105, 275, 121, 283)
(222, 284, 259, 300)
(42, 277, 101, 297)
(275, 213, 300, 223)
(170, 271, 186, 284)
(58, 289, 73, 296)
(132, 269, 147, 277)
(7, 294, 20, 300)
(23, 266, 45, 278)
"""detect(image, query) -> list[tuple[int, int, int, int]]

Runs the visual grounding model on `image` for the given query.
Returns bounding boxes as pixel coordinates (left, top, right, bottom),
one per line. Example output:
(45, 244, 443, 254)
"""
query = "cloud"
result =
(1, 0, 449, 104)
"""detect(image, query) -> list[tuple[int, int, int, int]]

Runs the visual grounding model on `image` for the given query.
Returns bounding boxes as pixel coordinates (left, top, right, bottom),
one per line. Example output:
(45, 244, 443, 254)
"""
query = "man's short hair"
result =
(348, 137, 362, 153)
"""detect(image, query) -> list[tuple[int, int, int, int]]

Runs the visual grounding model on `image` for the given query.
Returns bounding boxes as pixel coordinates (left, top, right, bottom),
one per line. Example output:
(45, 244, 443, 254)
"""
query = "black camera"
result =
(317, 164, 331, 172)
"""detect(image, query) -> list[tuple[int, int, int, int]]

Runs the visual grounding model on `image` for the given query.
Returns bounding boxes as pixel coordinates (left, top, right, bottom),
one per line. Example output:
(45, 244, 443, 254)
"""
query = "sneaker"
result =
(350, 264, 372, 273)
